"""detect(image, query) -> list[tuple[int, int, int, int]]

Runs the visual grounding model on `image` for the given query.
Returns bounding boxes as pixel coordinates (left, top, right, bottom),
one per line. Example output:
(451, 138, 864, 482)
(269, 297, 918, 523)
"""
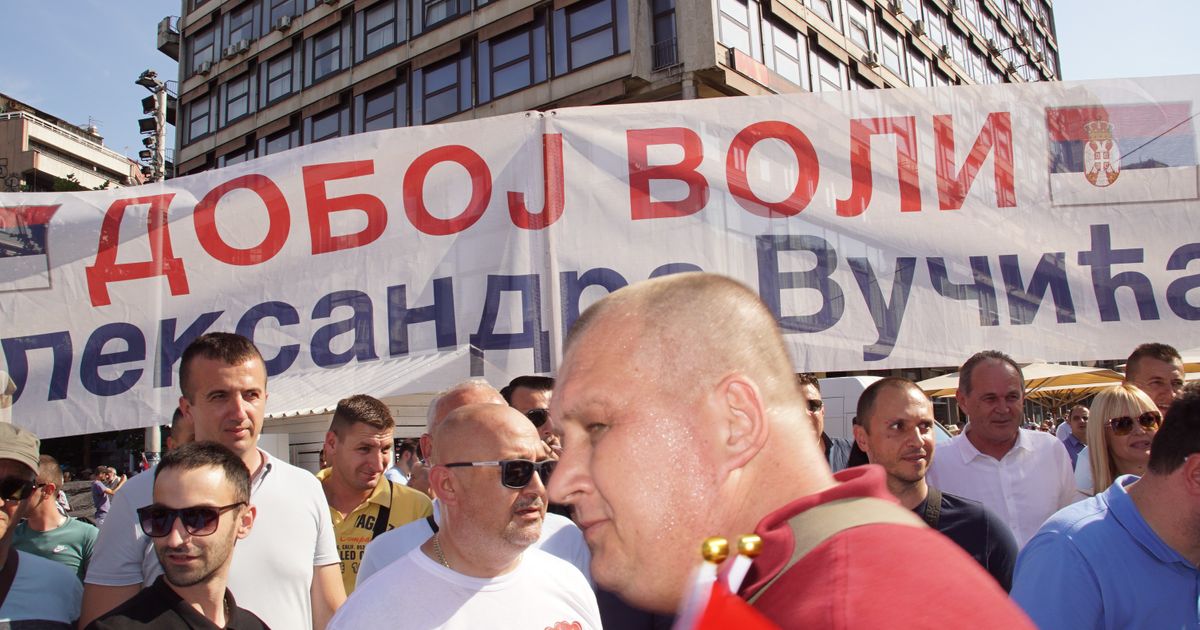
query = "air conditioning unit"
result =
(912, 19, 926, 36)
(323, 0, 338, 5)
(272, 14, 293, 31)
(946, 0, 959, 11)
(197, 60, 213, 75)
(862, 51, 880, 67)
(888, 0, 903, 14)
(222, 44, 237, 58)
(223, 40, 250, 58)
(236, 39, 250, 53)
(937, 44, 951, 59)
(1018, 29, 1030, 44)
(987, 38, 1000, 55)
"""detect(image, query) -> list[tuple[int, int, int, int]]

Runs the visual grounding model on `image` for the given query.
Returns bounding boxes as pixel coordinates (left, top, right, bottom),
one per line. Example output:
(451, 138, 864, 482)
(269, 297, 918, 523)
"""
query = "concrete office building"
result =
(0, 93, 144, 192)
(161, 0, 1059, 177)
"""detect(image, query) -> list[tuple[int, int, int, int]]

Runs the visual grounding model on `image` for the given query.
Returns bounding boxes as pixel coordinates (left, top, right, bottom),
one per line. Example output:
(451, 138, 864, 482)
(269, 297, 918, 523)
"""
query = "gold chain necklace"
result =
(432, 533, 451, 569)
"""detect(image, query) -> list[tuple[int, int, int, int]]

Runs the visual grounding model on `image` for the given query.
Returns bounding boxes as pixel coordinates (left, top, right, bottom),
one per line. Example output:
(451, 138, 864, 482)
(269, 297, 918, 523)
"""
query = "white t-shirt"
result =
(927, 428, 1076, 548)
(0, 550, 82, 625)
(1074, 445, 1095, 494)
(356, 499, 590, 588)
(86, 449, 339, 630)
(331, 546, 601, 630)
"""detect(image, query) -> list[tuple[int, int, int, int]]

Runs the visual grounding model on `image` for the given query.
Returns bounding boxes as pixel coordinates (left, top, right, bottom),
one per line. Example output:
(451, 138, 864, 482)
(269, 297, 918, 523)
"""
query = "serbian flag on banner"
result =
(0, 205, 59, 292)
(1045, 102, 1199, 206)
(674, 578, 779, 630)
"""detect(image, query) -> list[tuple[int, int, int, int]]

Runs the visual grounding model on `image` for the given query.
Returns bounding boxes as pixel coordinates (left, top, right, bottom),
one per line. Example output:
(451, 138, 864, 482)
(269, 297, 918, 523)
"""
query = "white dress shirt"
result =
(927, 427, 1076, 548)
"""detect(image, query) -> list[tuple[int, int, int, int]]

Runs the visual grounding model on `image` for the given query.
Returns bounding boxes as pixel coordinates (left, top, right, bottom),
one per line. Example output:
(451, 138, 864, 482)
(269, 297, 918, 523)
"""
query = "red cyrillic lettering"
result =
(727, 121, 820, 218)
(403, 146, 491, 236)
(934, 112, 1015, 210)
(837, 117, 921, 217)
(627, 127, 708, 220)
(85, 195, 188, 307)
(508, 134, 565, 230)
(303, 161, 388, 254)
(194, 174, 290, 265)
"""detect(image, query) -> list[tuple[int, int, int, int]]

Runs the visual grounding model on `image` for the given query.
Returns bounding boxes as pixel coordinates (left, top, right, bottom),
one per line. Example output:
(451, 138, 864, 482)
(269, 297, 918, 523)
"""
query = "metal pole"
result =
(154, 87, 167, 182)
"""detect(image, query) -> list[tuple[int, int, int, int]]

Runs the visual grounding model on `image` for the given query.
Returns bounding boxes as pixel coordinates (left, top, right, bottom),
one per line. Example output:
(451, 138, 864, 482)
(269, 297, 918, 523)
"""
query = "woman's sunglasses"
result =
(1106, 411, 1162, 437)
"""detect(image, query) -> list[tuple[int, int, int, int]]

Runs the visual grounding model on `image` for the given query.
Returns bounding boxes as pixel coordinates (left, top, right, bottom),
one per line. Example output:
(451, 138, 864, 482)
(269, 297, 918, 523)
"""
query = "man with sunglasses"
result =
(0, 424, 81, 627)
(83, 333, 343, 630)
(13, 455, 97, 580)
(797, 374, 855, 472)
(1012, 383, 1200, 629)
(88, 442, 265, 630)
(502, 375, 559, 448)
(356, 379, 590, 587)
(331, 404, 600, 629)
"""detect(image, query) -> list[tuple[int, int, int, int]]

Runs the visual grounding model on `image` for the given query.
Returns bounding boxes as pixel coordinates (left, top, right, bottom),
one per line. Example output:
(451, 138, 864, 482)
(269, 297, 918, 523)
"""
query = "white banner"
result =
(1, 76, 1197, 437)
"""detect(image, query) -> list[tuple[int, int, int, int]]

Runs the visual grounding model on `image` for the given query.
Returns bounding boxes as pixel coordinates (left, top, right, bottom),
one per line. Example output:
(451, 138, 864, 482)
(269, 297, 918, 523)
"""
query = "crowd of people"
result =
(0, 272, 1193, 628)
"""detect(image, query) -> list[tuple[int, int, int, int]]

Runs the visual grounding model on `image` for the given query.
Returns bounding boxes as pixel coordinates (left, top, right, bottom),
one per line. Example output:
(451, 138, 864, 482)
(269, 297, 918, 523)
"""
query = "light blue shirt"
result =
(1012, 475, 1200, 629)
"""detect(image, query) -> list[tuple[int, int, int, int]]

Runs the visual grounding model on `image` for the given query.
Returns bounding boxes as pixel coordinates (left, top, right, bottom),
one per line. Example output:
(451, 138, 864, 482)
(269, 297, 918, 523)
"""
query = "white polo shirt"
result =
(927, 427, 1076, 548)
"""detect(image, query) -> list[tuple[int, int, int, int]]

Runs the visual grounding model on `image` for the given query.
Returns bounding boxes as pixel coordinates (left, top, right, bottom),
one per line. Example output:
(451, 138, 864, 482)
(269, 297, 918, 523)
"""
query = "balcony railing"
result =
(0, 111, 132, 164)
(651, 37, 679, 71)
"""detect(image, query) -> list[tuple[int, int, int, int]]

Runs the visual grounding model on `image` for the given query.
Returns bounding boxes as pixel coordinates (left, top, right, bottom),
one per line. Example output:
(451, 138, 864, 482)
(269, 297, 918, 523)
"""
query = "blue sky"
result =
(1, 0, 1198, 162)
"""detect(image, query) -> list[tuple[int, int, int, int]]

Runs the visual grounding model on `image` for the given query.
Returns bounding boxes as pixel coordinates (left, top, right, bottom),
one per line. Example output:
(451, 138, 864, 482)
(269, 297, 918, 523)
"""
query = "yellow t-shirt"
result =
(316, 468, 434, 594)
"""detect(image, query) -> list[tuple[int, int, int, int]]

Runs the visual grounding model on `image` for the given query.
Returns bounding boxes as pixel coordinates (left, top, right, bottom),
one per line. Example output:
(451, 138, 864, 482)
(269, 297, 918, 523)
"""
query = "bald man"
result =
(356, 380, 589, 585)
(548, 273, 1032, 627)
(330, 405, 600, 629)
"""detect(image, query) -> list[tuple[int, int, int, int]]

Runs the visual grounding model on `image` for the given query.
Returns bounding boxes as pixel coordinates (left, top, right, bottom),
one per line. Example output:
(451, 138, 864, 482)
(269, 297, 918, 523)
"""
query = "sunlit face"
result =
(180, 356, 267, 460)
(1068, 407, 1089, 443)
(1129, 357, 1185, 413)
(327, 423, 392, 493)
(548, 330, 717, 614)
(0, 460, 35, 543)
(510, 387, 557, 445)
(799, 383, 824, 436)
(151, 466, 252, 588)
(957, 360, 1023, 446)
(1105, 404, 1159, 475)
(855, 386, 936, 484)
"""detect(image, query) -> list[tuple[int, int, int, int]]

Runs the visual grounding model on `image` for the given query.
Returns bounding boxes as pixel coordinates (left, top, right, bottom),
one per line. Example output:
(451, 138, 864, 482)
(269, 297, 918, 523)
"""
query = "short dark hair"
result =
(171, 406, 184, 426)
(1148, 382, 1200, 475)
(1125, 343, 1182, 382)
(959, 350, 1023, 395)
(37, 455, 62, 487)
(329, 394, 394, 436)
(796, 373, 820, 392)
(179, 333, 264, 400)
(156, 441, 251, 504)
(396, 439, 418, 458)
(856, 377, 922, 434)
(500, 375, 555, 404)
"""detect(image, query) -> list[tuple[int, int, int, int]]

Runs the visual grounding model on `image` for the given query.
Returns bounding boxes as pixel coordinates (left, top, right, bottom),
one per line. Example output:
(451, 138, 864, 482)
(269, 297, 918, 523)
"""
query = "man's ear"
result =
(852, 425, 872, 462)
(429, 466, 455, 504)
(323, 431, 338, 456)
(714, 373, 769, 475)
(1181, 455, 1200, 498)
(237, 505, 257, 539)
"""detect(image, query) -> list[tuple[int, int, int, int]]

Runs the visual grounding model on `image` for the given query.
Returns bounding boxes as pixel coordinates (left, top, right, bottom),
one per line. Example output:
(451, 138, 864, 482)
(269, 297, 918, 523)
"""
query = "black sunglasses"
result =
(526, 409, 550, 428)
(1106, 411, 1162, 437)
(444, 459, 556, 489)
(0, 477, 36, 503)
(137, 502, 246, 538)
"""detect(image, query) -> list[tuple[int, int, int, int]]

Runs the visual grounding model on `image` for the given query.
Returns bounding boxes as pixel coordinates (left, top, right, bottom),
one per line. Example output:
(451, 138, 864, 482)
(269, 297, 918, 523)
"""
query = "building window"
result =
(189, 26, 216, 76)
(358, 0, 404, 61)
(763, 20, 808, 90)
(187, 96, 213, 142)
(879, 23, 903, 76)
(961, 0, 979, 29)
(308, 24, 348, 84)
(650, 0, 677, 70)
(414, 50, 472, 124)
(415, 0, 469, 34)
(717, 0, 756, 60)
(220, 145, 255, 167)
(223, 73, 252, 124)
(949, 27, 966, 68)
(479, 14, 548, 103)
(305, 103, 350, 144)
(552, 0, 630, 76)
(924, 3, 946, 48)
(908, 47, 929, 87)
(261, 50, 296, 104)
(844, 0, 871, 51)
(901, 0, 920, 18)
(812, 49, 845, 92)
(267, 0, 298, 26)
(258, 125, 299, 155)
(808, 0, 840, 30)
(356, 79, 409, 132)
(226, 3, 256, 46)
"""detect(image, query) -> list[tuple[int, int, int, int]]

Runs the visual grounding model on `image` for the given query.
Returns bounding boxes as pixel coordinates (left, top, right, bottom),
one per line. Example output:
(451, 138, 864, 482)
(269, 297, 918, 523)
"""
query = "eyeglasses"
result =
(0, 477, 36, 503)
(807, 399, 825, 413)
(526, 409, 550, 428)
(136, 502, 246, 538)
(443, 459, 556, 489)
(1106, 411, 1162, 437)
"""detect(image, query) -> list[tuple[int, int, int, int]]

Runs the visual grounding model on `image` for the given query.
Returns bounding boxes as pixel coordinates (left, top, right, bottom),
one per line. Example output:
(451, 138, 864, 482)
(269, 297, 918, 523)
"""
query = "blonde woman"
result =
(1085, 383, 1162, 495)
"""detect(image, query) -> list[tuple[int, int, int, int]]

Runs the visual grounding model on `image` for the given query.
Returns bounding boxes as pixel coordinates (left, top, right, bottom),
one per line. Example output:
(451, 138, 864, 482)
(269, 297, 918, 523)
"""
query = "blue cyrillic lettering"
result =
(848, 257, 916, 361)
(470, 274, 551, 372)
(998, 253, 1076, 325)
(311, 291, 379, 368)
(927, 256, 1000, 326)
(1077, 224, 1158, 322)
(560, 269, 628, 339)
(387, 277, 456, 357)
(236, 302, 301, 376)
(756, 235, 844, 333)
(157, 312, 223, 387)
(80, 323, 145, 397)
(1, 332, 72, 402)
(1166, 242, 1200, 320)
